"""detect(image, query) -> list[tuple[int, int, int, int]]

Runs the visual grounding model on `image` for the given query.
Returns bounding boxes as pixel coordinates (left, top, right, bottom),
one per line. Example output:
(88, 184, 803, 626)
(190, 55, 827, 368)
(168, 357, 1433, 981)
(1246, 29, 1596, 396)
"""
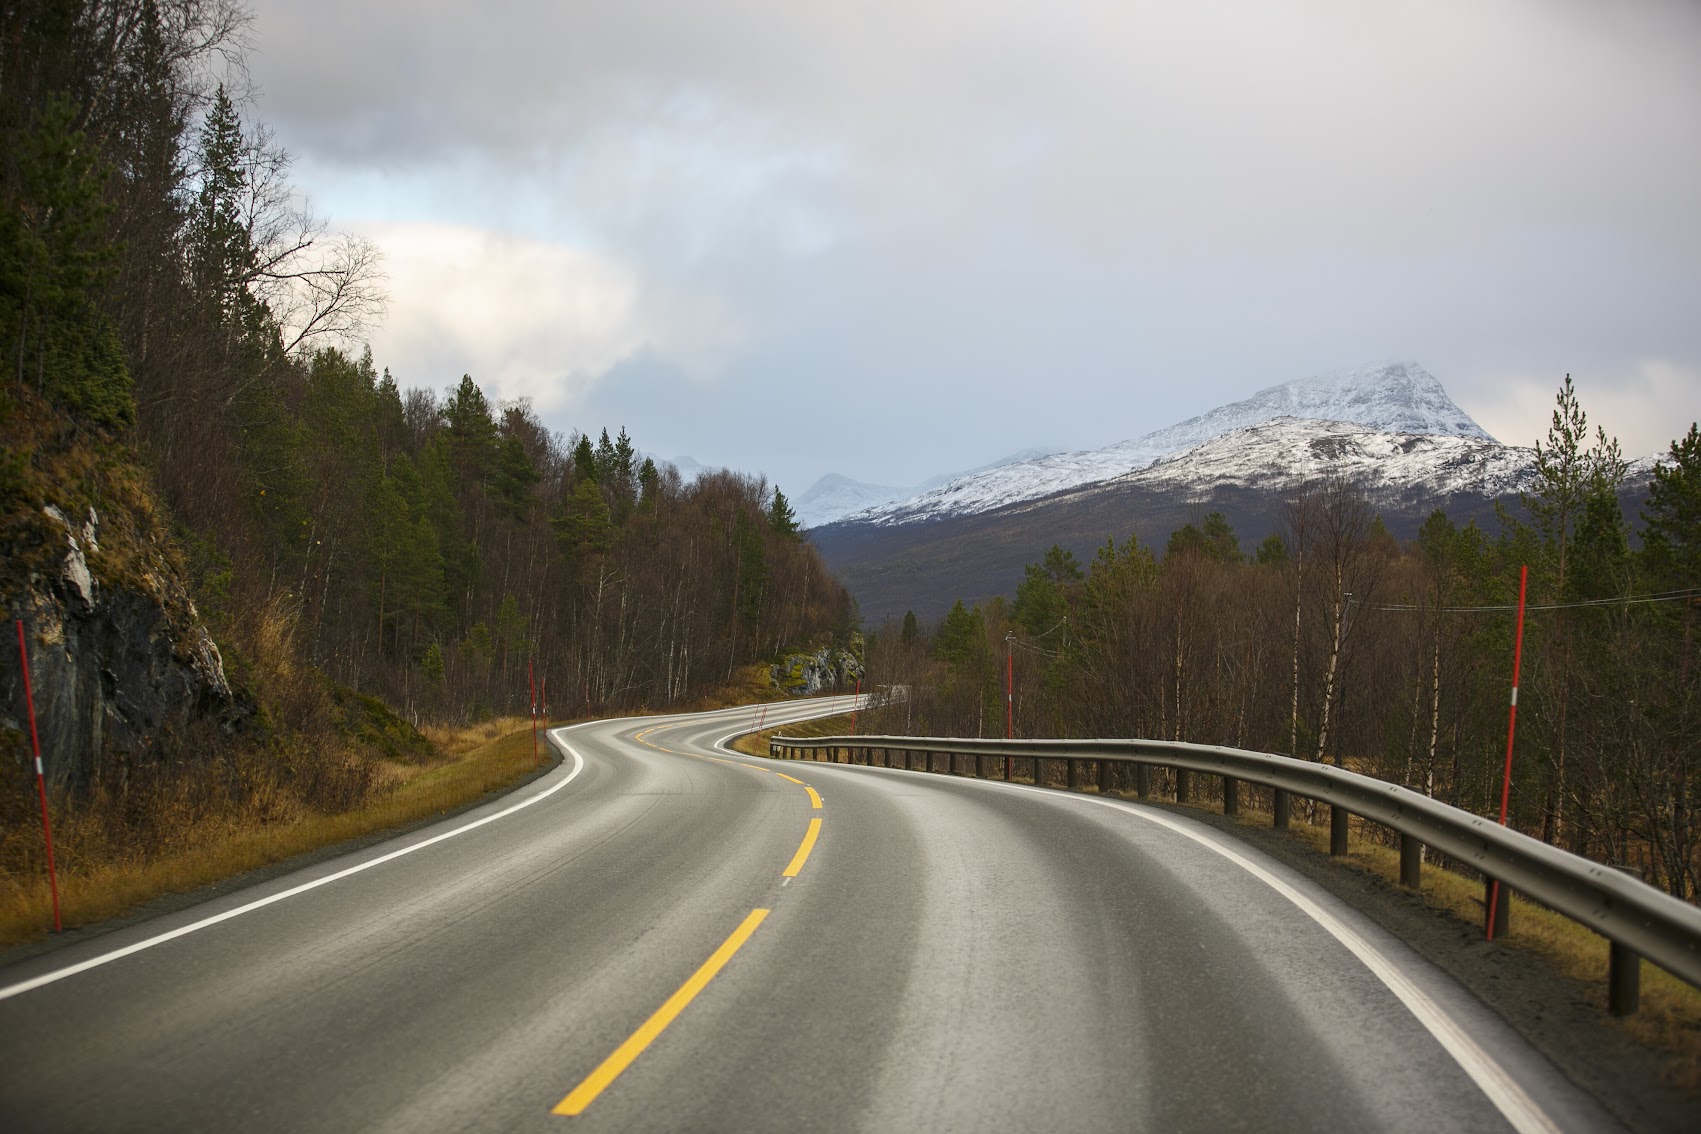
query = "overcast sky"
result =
(246, 0, 1701, 493)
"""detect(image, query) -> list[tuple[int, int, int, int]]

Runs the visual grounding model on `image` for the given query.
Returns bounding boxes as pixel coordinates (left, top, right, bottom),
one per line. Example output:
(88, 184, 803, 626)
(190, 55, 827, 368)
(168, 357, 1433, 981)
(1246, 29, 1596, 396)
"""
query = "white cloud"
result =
(358, 222, 749, 411)
(247, 0, 1701, 487)
(1458, 359, 1701, 458)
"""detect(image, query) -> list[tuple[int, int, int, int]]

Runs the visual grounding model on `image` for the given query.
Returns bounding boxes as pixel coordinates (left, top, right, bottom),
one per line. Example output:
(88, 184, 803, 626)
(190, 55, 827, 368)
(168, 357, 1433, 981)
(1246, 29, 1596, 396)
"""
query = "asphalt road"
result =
(0, 699, 1625, 1133)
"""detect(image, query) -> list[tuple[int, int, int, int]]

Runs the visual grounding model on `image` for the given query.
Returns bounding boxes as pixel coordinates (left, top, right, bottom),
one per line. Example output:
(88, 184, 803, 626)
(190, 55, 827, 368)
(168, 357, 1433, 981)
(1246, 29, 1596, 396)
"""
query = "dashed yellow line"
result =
(782, 818, 822, 878)
(550, 716, 826, 1115)
(553, 908, 770, 1116)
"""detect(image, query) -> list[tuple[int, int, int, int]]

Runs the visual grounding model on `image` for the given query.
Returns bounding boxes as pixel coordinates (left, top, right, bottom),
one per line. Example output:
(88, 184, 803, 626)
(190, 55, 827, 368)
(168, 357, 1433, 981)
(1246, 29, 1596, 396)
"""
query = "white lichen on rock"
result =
(42, 504, 96, 608)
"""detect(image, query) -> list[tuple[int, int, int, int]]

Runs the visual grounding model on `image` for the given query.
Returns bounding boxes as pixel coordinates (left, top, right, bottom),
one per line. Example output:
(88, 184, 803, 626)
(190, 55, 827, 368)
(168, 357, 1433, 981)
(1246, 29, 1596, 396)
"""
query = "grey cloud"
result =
(246, 0, 1701, 490)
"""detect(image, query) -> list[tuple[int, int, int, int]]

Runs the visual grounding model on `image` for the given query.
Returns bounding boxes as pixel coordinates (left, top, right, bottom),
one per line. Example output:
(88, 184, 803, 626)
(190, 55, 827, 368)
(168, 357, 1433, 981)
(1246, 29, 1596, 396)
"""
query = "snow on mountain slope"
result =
(798, 446, 1063, 528)
(1104, 418, 1533, 499)
(794, 474, 914, 529)
(842, 362, 1492, 527)
(1011, 417, 1662, 513)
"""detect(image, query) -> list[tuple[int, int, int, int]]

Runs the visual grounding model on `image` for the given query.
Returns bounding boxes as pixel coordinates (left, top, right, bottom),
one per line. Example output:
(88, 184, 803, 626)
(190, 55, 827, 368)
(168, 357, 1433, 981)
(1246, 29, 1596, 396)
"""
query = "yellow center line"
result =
(773, 772, 803, 785)
(782, 818, 822, 878)
(804, 785, 822, 809)
(553, 908, 771, 1117)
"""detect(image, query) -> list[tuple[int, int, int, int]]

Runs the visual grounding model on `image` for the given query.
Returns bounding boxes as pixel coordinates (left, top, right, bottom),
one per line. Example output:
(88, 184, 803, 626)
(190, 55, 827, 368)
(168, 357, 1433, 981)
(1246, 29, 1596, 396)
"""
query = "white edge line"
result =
(0, 728, 590, 1003)
(789, 760, 1562, 1134)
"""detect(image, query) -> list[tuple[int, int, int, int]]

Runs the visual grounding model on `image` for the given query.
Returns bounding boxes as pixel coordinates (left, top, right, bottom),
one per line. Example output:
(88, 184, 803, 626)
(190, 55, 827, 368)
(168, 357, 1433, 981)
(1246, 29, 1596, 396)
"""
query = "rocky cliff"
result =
(2, 417, 249, 795)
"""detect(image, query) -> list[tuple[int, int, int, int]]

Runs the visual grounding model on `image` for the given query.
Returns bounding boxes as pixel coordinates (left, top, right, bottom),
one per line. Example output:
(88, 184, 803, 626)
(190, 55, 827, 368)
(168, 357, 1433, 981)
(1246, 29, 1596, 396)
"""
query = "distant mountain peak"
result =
(836, 361, 1494, 527)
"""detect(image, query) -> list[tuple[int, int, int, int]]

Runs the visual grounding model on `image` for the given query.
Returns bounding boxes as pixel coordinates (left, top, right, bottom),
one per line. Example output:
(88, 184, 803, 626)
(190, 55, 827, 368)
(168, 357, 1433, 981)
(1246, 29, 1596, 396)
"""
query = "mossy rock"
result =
(326, 682, 434, 764)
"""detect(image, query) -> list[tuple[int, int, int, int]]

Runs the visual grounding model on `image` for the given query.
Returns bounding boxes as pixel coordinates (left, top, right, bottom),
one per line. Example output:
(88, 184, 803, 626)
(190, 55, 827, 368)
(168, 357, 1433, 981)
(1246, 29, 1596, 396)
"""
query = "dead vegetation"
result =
(0, 715, 548, 946)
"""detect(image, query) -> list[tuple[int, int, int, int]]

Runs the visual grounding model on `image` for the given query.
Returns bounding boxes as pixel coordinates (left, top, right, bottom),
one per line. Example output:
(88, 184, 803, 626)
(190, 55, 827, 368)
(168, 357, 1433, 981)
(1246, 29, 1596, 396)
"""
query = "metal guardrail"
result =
(766, 733, 1701, 1012)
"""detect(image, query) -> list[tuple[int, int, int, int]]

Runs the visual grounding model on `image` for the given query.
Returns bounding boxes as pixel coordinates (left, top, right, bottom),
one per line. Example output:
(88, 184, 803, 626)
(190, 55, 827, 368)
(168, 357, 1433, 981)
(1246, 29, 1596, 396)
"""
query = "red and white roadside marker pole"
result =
(1487, 565, 1529, 941)
(15, 619, 62, 933)
(850, 678, 861, 734)
(529, 659, 540, 767)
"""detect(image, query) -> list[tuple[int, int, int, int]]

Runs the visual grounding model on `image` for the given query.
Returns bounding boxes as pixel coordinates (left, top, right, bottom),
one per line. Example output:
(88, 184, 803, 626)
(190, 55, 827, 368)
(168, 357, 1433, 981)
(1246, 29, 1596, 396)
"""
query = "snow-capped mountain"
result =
(797, 447, 1061, 528)
(840, 362, 1490, 527)
(1087, 417, 1535, 502)
(794, 474, 914, 529)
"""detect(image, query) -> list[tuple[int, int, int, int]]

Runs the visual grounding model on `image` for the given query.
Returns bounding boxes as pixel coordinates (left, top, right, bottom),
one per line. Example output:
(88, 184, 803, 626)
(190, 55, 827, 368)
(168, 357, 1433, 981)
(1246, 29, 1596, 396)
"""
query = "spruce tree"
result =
(768, 486, 799, 536)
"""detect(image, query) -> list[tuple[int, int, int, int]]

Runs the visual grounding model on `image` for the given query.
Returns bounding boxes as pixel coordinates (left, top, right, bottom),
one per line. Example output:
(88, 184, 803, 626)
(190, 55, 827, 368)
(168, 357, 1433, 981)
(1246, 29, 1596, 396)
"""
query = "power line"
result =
(1364, 588, 1701, 615)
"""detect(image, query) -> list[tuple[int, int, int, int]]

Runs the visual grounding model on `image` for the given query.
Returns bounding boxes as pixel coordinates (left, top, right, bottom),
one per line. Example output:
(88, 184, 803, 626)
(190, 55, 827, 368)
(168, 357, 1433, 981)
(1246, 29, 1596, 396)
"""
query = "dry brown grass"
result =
(728, 713, 857, 757)
(669, 664, 799, 715)
(0, 717, 553, 946)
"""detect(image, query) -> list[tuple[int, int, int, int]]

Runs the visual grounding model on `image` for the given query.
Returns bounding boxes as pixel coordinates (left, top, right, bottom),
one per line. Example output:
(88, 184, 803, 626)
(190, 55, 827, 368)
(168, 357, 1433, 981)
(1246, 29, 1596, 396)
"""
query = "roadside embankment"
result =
(0, 715, 560, 947)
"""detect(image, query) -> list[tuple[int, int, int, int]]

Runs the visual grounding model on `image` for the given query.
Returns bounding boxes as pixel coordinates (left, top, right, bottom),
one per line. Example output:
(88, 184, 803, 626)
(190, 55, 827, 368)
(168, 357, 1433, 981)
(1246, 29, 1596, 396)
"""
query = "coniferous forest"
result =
(863, 381, 1701, 899)
(1, 0, 851, 889)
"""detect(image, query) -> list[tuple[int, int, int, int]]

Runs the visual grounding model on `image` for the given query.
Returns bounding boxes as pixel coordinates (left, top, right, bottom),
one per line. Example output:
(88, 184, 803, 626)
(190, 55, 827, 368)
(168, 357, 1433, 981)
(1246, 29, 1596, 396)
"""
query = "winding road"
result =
(0, 698, 1623, 1132)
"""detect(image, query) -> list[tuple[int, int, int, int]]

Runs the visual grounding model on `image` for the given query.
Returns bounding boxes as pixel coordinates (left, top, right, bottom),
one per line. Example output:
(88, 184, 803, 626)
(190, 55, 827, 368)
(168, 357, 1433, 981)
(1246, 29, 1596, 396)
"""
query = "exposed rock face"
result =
(3, 504, 248, 794)
(770, 642, 865, 696)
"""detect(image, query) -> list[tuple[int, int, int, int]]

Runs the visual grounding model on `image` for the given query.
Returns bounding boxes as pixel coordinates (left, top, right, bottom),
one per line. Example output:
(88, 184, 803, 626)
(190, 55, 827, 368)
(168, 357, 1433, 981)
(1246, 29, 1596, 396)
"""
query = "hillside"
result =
(814, 414, 1659, 622)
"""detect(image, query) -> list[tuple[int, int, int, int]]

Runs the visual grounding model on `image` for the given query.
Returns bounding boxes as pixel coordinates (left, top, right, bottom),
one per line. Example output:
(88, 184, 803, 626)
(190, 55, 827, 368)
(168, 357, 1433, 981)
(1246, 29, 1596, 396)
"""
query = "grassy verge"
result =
(728, 714, 857, 758)
(0, 715, 559, 946)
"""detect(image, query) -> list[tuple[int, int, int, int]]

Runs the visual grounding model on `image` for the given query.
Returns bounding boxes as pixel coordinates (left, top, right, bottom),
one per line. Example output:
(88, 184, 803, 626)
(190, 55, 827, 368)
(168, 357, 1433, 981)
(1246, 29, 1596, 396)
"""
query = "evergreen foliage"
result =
(0, 0, 853, 733)
(859, 383, 1701, 898)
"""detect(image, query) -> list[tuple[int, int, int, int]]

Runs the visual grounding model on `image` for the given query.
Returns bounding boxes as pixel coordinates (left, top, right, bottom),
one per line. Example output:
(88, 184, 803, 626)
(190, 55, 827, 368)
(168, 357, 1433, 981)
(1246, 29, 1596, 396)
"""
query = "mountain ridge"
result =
(840, 361, 1491, 527)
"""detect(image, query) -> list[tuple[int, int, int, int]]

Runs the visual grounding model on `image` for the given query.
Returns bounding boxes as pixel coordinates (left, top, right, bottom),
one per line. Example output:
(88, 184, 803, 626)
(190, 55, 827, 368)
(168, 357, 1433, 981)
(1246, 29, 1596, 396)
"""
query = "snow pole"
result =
(1487, 565, 1528, 941)
(851, 678, 861, 734)
(15, 620, 62, 933)
(529, 659, 539, 767)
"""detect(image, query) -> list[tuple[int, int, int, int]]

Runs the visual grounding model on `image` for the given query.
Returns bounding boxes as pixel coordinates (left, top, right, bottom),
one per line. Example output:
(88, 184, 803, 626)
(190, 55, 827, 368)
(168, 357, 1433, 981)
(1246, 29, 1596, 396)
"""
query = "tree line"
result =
(862, 380, 1701, 899)
(3, 0, 852, 734)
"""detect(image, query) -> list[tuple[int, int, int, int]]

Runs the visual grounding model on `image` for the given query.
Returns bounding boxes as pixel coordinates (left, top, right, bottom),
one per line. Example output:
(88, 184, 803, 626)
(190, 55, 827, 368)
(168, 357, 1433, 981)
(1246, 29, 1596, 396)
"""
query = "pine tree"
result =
(1, 95, 132, 426)
(1642, 423, 1701, 590)
(188, 86, 254, 326)
(555, 478, 616, 556)
(494, 435, 539, 520)
(768, 486, 799, 536)
(444, 374, 499, 482)
(420, 641, 446, 686)
(637, 457, 661, 510)
(572, 434, 597, 483)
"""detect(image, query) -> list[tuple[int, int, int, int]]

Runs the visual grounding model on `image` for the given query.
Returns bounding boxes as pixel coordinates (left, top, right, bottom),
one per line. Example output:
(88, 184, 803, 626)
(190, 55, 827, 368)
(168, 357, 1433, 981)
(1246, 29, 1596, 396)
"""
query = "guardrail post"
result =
(1330, 806, 1349, 856)
(1610, 941, 1641, 1017)
(1484, 878, 1511, 938)
(1273, 789, 1290, 829)
(1223, 776, 1238, 816)
(1033, 757, 1045, 787)
(1609, 865, 1643, 1016)
(1175, 768, 1192, 803)
(1003, 755, 1011, 781)
(1067, 759, 1081, 791)
(1136, 763, 1150, 799)
(1400, 835, 1422, 889)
